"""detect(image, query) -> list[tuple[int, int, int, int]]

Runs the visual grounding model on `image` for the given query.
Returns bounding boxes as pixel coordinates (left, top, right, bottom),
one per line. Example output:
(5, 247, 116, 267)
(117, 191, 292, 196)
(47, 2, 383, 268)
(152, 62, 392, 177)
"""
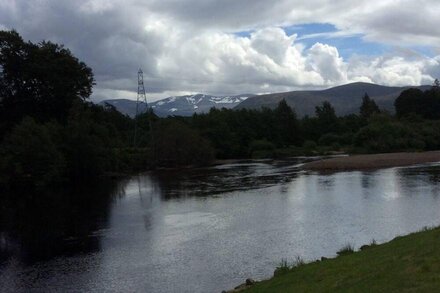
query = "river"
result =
(1, 159, 440, 292)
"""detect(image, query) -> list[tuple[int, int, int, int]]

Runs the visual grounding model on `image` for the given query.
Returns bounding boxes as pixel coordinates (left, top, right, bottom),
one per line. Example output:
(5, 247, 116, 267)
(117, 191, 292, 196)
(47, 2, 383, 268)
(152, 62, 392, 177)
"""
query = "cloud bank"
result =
(1, 0, 440, 101)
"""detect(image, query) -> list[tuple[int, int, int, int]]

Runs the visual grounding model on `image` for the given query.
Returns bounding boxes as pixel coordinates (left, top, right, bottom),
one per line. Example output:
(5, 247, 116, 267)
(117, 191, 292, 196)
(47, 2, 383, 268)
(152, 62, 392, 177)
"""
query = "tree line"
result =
(1, 30, 440, 191)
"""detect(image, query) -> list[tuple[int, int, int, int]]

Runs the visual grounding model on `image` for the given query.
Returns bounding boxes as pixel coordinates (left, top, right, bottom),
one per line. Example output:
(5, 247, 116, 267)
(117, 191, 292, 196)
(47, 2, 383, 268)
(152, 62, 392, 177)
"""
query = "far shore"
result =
(302, 151, 440, 171)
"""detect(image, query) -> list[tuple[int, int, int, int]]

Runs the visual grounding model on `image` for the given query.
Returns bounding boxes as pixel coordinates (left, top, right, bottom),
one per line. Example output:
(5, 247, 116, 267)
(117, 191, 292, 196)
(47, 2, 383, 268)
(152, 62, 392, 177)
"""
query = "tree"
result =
(354, 114, 425, 153)
(394, 88, 425, 118)
(0, 30, 94, 135)
(0, 117, 65, 188)
(359, 93, 380, 119)
(394, 88, 440, 119)
(315, 101, 339, 135)
(274, 99, 301, 146)
(152, 119, 214, 167)
(62, 101, 113, 182)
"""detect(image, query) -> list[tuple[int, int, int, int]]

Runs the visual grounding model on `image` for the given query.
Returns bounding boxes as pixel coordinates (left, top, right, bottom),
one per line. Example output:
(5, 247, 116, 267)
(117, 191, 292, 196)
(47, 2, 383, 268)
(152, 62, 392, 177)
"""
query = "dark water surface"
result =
(2, 159, 440, 292)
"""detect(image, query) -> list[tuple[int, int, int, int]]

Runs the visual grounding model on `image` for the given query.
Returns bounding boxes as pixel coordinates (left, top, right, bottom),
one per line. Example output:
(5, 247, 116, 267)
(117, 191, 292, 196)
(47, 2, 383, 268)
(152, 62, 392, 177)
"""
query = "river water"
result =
(2, 159, 440, 292)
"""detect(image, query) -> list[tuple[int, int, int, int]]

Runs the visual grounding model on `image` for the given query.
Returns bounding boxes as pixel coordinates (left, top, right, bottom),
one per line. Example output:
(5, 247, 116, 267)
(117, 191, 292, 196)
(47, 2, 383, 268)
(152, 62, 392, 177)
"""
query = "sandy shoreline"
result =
(302, 151, 440, 171)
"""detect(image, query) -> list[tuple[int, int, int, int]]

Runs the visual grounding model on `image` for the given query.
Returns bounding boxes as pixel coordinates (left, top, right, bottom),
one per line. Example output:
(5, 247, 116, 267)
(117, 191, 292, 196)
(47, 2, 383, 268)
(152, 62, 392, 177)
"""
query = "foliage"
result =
(62, 102, 114, 181)
(359, 93, 380, 119)
(274, 99, 301, 146)
(0, 30, 94, 135)
(2, 29, 440, 189)
(315, 101, 339, 135)
(318, 133, 341, 146)
(190, 100, 301, 158)
(274, 256, 305, 277)
(303, 140, 317, 149)
(354, 114, 425, 153)
(249, 139, 276, 158)
(395, 86, 440, 119)
(336, 243, 355, 256)
(152, 118, 214, 167)
(0, 117, 65, 188)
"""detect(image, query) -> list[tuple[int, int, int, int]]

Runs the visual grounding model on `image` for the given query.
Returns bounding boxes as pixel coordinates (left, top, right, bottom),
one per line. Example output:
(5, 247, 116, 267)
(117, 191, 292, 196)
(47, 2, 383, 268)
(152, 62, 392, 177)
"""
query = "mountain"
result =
(99, 94, 252, 117)
(235, 82, 432, 117)
(98, 99, 141, 117)
(150, 94, 252, 116)
(99, 83, 432, 118)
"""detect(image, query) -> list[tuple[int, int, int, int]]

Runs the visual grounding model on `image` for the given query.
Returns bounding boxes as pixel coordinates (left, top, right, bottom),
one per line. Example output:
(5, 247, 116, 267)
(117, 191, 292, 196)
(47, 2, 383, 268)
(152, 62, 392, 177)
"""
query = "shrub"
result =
(354, 115, 424, 153)
(303, 140, 317, 150)
(152, 119, 214, 167)
(249, 139, 276, 158)
(318, 133, 340, 146)
(0, 117, 65, 188)
(274, 256, 305, 276)
(337, 243, 355, 256)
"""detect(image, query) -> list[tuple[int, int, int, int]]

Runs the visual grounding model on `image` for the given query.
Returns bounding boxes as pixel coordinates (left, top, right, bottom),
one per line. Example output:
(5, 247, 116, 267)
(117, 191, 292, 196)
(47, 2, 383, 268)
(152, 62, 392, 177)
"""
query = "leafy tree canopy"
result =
(0, 30, 94, 134)
(395, 86, 440, 119)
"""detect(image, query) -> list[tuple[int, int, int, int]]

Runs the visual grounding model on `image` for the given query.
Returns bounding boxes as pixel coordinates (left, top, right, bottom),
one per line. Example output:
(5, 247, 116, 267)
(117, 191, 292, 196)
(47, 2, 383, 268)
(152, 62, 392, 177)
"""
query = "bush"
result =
(303, 140, 317, 150)
(337, 243, 354, 256)
(360, 239, 377, 251)
(63, 103, 113, 181)
(274, 259, 290, 276)
(274, 256, 305, 276)
(354, 115, 424, 153)
(152, 119, 214, 167)
(318, 133, 340, 146)
(0, 117, 65, 188)
(249, 139, 276, 158)
(249, 139, 276, 152)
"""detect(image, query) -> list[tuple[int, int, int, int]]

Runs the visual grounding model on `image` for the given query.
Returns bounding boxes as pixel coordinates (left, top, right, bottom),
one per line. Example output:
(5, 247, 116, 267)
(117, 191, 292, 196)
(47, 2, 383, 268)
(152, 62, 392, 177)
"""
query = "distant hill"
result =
(235, 82, 431, 116)
(99, 99, 142, 117)
(100, 94, 252, 117)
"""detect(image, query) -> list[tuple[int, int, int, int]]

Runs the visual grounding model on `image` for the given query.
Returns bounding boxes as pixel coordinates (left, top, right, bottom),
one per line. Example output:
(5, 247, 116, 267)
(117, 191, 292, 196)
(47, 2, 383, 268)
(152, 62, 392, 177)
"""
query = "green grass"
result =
(245, 227, 440, 292)
(336, 243, 355, 256)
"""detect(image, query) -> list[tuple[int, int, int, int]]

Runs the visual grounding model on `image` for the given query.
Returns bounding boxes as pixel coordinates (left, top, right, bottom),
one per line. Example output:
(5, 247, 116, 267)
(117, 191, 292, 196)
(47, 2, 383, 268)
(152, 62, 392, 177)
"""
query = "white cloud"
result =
(250, 28, 295, 64)
(0, 0, 440, 101)
(306, 43, 347, 84)
(348, 55, 438, 86)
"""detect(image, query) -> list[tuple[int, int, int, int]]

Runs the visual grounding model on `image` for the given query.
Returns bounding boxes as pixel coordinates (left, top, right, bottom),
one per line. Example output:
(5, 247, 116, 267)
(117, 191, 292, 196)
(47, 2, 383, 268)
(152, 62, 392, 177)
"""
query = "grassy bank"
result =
(242, 227, 440, 292)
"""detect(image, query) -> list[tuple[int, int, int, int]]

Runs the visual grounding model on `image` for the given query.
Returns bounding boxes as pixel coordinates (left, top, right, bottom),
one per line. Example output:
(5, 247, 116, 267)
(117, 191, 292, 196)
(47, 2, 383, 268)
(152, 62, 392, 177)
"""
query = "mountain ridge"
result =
(99, 82, 432, 117)
(235, 82, 432, 116)
(99, 94, 253, 117)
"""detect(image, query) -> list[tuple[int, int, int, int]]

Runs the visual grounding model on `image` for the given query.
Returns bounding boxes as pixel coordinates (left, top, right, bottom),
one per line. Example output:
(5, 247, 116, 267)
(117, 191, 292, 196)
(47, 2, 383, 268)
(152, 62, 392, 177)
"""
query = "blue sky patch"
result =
(284, 23, 388, 59)
(234, 23, 391, 59)
(234, 22, 435, 62)
(283, 23, 337, 36)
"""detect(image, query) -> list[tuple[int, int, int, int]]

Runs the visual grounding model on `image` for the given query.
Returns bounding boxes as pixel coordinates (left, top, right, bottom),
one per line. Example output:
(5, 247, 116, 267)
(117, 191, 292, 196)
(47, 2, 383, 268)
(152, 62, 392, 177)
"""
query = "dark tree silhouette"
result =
(359, 93, 380, 119)
(315, 101, 339, 135)
(0, 30, 94, 134)
(395, 88, 440, 119)
(274, 99, 301, 146)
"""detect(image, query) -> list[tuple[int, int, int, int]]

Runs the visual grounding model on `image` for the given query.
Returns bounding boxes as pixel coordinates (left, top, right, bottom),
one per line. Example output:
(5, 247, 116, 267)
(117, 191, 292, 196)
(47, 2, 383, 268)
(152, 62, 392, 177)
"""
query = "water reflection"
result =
(0, 179, 126, 264)
(149, 158, 303, 199)
(2, 161, 440, 292)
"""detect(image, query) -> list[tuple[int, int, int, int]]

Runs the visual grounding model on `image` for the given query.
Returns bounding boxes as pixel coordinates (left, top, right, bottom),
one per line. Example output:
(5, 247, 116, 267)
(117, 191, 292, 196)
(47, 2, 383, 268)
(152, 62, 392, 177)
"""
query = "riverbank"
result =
(303, 151, 440, 171)
(236, 226, 440, 292)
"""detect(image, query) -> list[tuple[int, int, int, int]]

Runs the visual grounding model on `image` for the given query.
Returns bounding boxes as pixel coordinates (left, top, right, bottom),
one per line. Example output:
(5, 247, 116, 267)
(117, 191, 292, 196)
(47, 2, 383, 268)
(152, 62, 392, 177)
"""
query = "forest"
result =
(1, 30, 440, 190)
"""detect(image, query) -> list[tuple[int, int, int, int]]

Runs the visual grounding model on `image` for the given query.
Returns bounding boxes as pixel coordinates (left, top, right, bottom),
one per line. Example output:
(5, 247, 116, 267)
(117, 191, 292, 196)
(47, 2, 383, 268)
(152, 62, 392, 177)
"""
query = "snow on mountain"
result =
(149, 94, 252, 116)
(99, 94, 253, 117)
(99, 82, 432, 118)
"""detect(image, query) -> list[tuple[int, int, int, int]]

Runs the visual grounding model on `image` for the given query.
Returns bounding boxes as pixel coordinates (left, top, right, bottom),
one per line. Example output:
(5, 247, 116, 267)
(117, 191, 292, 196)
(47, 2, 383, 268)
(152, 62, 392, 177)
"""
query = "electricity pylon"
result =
(133, 68, 148, 147)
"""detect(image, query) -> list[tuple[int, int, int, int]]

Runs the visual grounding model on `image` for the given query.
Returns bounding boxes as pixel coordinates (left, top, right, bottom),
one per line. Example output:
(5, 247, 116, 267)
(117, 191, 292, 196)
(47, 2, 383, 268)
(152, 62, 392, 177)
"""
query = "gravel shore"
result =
(303, 151, 440, 171)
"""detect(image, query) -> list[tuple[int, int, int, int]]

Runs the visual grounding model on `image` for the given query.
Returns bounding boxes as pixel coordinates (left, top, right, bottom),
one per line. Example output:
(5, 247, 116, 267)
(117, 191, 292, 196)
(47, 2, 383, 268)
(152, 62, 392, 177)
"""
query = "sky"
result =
(1, 0, 440, 102)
